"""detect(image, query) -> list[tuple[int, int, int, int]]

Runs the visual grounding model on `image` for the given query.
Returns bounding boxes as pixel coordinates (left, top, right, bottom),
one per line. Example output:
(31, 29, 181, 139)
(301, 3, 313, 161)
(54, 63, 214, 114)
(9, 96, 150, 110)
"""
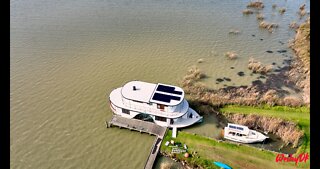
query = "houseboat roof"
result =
(121, 81, 184, 106)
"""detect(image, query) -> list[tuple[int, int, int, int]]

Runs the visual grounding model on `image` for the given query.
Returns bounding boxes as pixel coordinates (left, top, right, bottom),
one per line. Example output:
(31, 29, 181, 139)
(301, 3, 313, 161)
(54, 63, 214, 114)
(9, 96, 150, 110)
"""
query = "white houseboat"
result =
(109, 81, 203, 128)
(224, 123, 269, 143)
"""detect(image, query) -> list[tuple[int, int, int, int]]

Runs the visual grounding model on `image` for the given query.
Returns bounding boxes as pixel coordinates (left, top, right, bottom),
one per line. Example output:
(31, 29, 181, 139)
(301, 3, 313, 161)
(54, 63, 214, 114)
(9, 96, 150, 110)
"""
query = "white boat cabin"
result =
(224, 123, 268, 143)
(109, 81, 203, 128)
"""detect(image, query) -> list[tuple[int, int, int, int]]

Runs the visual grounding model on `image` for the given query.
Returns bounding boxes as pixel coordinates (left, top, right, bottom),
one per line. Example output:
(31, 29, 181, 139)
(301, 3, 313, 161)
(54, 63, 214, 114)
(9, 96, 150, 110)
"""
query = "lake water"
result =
(11, 0, 309, 168)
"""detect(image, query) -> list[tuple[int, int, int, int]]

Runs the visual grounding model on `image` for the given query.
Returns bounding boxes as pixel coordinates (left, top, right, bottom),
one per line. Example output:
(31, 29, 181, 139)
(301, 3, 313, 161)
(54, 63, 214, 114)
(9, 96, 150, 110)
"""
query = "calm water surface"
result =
(11, 0, 309, 168)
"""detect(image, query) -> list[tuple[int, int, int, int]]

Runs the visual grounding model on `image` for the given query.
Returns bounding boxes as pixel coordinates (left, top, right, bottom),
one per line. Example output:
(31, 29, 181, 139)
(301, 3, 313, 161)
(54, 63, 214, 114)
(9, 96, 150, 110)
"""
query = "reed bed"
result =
(281, 96, 303, 107)
(289, 21, 299, 29)
(262, 90, 279, 106)
(299, 4, 306, 11)
(299, 9, 306, 17)
(259, 21, 278, 32)
(247, 1, 264, 9)
(242, 9, 254, 15)
(248, 58, 273, 74)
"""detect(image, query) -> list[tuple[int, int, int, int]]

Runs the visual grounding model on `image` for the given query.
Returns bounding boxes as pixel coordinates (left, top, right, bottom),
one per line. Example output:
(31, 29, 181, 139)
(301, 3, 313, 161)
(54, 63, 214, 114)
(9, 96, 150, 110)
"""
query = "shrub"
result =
(242, 9, 254, 15)
(225, 51, 238, 60)
(279, 8, 286, 14)
(247, 1, 264, 9)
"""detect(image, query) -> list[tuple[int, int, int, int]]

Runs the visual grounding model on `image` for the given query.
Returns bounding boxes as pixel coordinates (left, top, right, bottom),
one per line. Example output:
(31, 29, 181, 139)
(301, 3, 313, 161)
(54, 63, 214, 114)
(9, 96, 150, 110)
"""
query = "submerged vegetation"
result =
(256, 13, 264, 20)
(289, 21, 299, 29)
(228, 29, 241, 35)
(224, 51, 238, 60)
(259, 21, 278, 32)
(242, 9, 254, 15)
(278, 8, 286, 14)
(197, 58, 204, 63)
(247, 1, 264, 9)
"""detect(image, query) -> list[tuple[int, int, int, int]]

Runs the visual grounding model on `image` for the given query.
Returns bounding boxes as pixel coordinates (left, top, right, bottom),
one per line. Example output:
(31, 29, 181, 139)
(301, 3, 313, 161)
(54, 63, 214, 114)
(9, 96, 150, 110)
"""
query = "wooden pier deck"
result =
(107, 115, 167, 169)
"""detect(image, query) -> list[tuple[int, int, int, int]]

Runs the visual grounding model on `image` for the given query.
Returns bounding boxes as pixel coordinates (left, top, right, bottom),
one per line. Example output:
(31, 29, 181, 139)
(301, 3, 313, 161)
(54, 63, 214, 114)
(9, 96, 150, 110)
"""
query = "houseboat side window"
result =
(155, 116, 166, 122)
(157, 104, 166, 111)
(122, 108, 130, 115)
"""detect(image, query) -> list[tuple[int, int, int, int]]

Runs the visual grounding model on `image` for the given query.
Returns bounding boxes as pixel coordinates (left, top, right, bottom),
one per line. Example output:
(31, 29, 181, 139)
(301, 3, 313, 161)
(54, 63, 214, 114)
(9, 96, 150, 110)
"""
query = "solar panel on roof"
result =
(156, 84, 183, 95)
(152, 92, 180, 103)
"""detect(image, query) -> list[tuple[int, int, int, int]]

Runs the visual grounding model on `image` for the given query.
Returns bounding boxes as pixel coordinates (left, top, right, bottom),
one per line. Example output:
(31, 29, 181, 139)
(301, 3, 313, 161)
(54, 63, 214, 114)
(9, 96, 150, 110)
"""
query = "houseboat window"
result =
(157, 104, 166, 111)
(122, 108, 130, 115)
(236, 127, 244, 130)
(155, 116, 166, 122)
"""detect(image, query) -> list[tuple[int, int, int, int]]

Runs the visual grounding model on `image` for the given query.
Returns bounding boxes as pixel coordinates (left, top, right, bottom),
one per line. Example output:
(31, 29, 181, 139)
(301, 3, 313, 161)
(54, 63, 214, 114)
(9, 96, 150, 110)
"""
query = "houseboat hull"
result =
(110, 101, 202, 128)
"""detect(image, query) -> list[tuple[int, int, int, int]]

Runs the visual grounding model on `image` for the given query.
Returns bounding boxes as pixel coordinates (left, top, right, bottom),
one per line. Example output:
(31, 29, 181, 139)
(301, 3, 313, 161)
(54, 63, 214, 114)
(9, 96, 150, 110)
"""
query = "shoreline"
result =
(288, 17, 310, 105)
(159, 17, 310, 169)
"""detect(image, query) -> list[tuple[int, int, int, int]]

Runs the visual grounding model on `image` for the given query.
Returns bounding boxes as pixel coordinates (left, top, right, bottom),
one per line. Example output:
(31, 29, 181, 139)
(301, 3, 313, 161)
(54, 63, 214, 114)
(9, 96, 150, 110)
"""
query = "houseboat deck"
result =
(106, 115, 167, 169)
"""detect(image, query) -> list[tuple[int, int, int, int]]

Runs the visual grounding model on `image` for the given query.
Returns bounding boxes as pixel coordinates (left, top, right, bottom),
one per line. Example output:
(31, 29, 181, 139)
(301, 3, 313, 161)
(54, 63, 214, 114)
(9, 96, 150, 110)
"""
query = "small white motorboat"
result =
(224, 123, 269, 143)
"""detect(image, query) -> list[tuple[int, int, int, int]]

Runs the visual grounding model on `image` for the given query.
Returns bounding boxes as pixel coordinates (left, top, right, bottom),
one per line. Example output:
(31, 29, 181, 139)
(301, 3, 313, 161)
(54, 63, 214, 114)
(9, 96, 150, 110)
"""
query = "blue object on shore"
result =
(213, 161, 232, 169)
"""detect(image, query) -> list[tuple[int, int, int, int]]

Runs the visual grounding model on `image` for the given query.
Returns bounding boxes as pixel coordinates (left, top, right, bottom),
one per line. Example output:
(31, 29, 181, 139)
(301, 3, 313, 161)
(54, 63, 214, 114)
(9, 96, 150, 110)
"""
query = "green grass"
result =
(161, 130, 309, 169)
(160, 105, 310, 169)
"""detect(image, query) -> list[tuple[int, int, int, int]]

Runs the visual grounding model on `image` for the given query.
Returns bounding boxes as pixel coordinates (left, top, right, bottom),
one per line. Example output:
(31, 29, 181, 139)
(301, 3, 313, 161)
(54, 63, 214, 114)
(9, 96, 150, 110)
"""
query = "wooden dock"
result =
(107, 115, 167, 169)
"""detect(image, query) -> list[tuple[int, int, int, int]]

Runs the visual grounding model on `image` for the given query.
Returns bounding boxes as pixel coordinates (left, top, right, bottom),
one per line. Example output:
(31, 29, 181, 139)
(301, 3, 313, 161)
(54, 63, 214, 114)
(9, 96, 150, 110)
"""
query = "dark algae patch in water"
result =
(216, 78, 224, 82)
(237, 71, 245, 76)
(223, 77, 231, 81)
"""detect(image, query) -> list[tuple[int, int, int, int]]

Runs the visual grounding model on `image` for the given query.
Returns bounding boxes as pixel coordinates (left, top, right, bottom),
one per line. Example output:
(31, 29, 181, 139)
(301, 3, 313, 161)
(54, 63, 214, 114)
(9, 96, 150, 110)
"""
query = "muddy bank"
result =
(288, 17, 310, 105)
(223, 113, 303, 148)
